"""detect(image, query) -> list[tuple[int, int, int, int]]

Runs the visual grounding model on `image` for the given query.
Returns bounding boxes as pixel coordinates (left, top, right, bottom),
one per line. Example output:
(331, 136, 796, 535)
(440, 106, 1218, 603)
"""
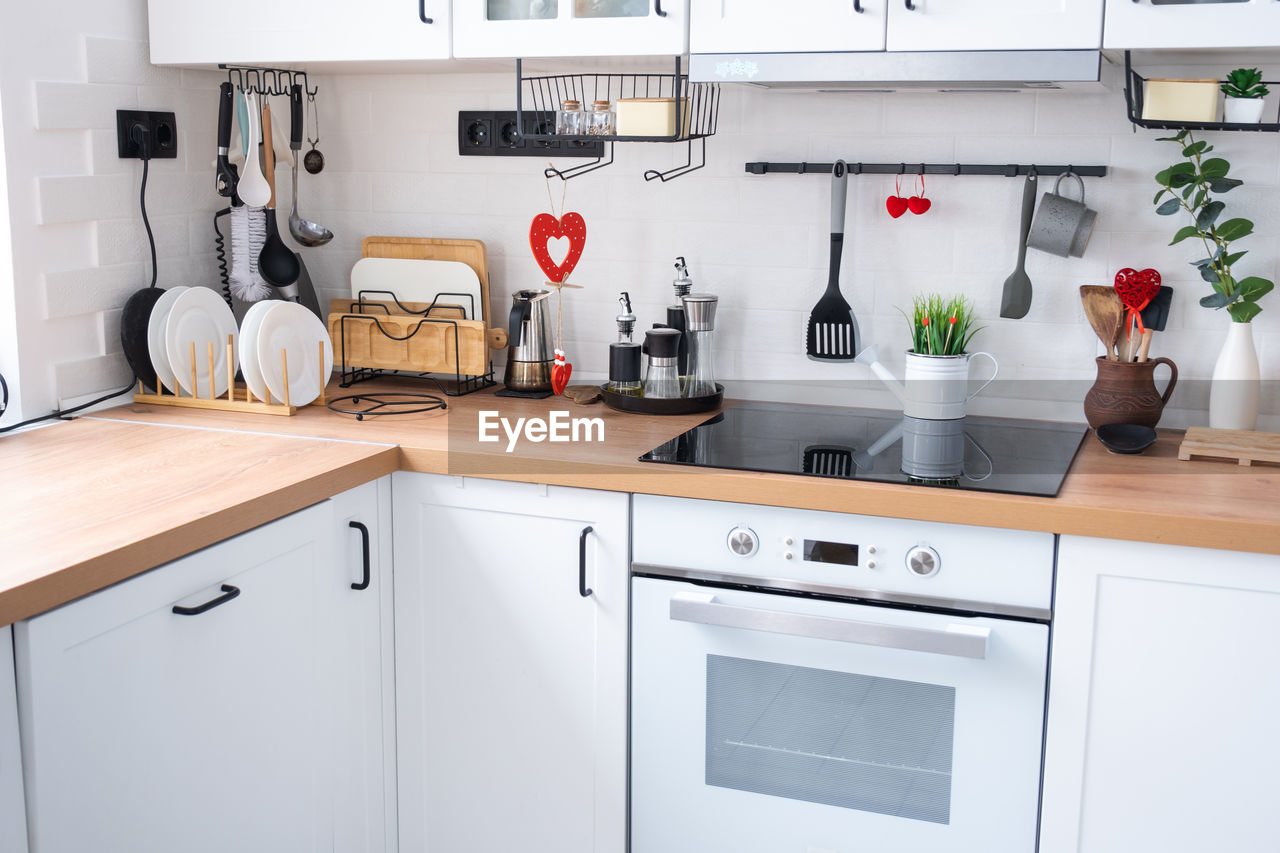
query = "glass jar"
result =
(587, 99, 615, 136)
(556, 99, 583, 135)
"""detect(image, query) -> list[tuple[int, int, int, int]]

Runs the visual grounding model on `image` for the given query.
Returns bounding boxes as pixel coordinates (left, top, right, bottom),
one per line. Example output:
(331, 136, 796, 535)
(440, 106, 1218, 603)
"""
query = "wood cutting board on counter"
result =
(327, 299, 488, 377)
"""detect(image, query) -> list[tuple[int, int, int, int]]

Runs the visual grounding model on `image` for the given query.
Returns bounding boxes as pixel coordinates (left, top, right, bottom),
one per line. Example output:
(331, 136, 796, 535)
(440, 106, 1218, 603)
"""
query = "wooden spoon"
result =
(1080, 285, 1124, 361)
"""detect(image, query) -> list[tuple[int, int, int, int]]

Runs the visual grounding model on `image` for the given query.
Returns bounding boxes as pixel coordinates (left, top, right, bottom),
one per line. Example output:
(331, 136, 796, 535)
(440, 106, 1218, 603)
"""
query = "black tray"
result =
(599, 383, 723, 416)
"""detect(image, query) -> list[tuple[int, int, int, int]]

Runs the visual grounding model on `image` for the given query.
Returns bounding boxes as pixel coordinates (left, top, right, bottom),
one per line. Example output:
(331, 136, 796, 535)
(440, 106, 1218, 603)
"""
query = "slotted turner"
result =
(807, 160, 858, 361)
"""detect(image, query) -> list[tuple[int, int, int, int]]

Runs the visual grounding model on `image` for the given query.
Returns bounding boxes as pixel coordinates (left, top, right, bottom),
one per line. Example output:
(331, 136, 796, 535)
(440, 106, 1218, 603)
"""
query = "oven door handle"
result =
(669, 593, 989, 660)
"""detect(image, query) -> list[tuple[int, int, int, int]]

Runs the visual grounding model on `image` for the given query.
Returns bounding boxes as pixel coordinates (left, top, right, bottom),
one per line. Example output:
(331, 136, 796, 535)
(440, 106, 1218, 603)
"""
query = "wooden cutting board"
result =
(1178, 427, 1280, 467)
(327, 310, 487, 377)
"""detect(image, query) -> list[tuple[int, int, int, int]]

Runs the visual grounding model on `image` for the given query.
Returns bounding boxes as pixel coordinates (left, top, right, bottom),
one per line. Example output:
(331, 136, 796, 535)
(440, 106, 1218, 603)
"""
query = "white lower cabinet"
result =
(1042, 535, 1280, 853)
(392, 473, 627, 853)
(14, 480, 394, 853)
(1, 627, 29, 853)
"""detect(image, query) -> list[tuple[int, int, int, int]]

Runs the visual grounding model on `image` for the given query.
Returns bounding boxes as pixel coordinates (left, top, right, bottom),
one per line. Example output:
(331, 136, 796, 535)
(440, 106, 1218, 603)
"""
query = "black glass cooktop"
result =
(639, 401, 1088, 498)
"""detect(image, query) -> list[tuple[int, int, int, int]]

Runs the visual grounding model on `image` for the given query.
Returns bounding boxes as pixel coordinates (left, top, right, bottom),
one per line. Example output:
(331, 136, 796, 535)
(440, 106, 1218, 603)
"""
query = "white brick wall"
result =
(274, 60, 1278, 428)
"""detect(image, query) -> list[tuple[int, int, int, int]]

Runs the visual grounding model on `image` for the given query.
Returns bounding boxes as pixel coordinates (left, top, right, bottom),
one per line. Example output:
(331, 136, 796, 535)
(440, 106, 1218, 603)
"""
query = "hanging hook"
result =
(898, 162, 906, 175)
(301, 72, 318, 98)
(851, 162, 862, 175)
(953, 163, 961, 176)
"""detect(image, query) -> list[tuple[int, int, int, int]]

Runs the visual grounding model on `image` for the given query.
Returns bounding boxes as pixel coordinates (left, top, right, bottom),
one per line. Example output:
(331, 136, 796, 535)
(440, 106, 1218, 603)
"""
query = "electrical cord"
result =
(0, 123, 156, 435)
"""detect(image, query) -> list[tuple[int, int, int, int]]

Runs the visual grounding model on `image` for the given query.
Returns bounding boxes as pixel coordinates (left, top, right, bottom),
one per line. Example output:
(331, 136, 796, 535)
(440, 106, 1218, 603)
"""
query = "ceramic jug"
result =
(1082, 356, 1178, 429)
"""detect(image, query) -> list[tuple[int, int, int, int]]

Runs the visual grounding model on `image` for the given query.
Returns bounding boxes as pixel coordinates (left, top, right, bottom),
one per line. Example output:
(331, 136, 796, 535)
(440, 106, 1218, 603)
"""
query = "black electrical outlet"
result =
(116, 110, 178, 159)
(458, 111, 602, 158)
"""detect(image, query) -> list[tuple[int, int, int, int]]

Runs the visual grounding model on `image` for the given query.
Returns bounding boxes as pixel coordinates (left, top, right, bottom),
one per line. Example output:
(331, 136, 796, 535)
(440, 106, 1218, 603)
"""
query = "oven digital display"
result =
(803, 539, 859, 566)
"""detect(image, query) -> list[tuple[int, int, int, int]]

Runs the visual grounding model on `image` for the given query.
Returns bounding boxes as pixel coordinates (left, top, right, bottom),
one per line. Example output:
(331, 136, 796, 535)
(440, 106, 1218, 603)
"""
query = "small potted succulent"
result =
(1221, 67, 1269, 124)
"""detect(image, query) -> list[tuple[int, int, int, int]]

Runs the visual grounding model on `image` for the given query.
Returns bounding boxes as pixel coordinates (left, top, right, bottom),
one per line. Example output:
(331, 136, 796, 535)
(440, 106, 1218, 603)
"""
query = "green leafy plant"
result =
(1153, 130, 1274, 323)
(1221, 68, 1269, 99)
(905, 294, 981, 356)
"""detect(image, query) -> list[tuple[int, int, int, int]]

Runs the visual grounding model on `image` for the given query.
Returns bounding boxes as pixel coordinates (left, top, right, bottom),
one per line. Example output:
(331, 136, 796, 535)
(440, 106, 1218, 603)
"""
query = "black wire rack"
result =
(332, 292, 496, 397)
(516, 57, 720, 181)
(219, 64, 318, 98)
(1123, 51, 1280, 133)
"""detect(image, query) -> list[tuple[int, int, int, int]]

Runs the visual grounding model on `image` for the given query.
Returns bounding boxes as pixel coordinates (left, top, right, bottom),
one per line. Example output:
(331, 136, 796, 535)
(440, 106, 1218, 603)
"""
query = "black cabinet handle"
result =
(654, 0, 667, 17)
(853, 0, 863, 12)
(349, 521, 371, 591)
(173, 584, 240, 616)
(579, 526, 594, 598)
(419, 0, 433, 24)
(905, 0, 916, 9)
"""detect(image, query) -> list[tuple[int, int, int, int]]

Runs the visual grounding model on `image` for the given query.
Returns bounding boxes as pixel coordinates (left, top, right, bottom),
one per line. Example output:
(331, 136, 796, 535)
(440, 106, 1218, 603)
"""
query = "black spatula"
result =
(1135, 285, 1173, 361)
(806, 161, 858, 361)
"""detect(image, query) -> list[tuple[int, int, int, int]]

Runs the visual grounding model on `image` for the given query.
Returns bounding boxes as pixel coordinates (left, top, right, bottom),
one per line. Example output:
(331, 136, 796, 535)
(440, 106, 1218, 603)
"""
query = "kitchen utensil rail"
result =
(516, 57, 719, 181)
(219, 64, 317, 98)
(331, 293, 496, 397)
(1123, 51, 1280, 133)
(745, 162, 1108, 178)
(132, 335, 326, 416)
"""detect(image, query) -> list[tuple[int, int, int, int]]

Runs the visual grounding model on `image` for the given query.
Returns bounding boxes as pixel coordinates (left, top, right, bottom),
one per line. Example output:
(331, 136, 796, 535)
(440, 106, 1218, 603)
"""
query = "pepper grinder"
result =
(682, 292, 718, 397)
(667, 256, 692, 380)
(608, 291, 641, 396)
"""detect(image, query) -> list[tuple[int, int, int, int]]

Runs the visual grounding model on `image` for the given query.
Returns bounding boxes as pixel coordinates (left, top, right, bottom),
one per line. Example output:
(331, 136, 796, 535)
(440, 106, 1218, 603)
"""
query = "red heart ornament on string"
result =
(551, 350, 572, 395)
(907, 196, 932, 215)
(529, 212, 587, 283)
(886, 196, 909, 218)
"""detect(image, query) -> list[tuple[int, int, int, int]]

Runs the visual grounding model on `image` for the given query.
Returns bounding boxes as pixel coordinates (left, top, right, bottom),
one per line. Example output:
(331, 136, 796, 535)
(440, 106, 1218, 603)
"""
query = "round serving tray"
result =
(599, 383, 723, 416)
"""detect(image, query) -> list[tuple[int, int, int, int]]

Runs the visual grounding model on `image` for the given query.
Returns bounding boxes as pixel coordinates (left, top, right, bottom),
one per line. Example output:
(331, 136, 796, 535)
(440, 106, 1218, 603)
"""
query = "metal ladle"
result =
(287, 84, 333, 247)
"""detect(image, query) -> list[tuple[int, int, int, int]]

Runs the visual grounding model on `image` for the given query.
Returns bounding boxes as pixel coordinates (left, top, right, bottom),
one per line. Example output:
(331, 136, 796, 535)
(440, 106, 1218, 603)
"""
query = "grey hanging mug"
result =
(1026, 171, 1097, 258)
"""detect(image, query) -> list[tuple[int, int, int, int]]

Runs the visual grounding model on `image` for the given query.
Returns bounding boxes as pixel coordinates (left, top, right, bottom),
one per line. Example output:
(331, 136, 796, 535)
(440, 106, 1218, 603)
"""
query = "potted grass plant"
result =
(1221, 67, 1269, 124)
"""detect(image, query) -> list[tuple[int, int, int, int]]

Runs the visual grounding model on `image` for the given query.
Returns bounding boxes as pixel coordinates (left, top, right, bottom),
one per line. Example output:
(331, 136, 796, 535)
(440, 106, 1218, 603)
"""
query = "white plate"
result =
(165, 287, 239, 398)
(147, 286, 189, 393)
(256, 301, 333, 407)
(238, 300, 277, 404)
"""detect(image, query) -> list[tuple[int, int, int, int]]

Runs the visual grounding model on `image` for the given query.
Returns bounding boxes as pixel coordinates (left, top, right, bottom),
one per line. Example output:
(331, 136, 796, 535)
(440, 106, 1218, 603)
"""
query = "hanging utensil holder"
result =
(132, 334, 328, 416)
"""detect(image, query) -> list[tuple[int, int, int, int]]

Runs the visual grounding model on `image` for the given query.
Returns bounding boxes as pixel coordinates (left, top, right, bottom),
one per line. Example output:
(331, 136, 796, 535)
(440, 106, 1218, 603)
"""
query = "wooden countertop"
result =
(4, 379, 1277, 624)
(0, 418, 398, 626)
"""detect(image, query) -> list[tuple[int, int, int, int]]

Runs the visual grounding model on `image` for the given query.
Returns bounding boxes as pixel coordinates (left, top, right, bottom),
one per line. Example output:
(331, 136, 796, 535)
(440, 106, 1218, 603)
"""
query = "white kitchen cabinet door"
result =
(886, 0, 1103, 51)
(453, 0, 688, 58)
(325, 478, 399, 853)
(0, 627, 29, 853)
(1042, 535, 1280, 853)
(148, 0, 451, 65)
(15, 491, 389, 853)
(1104, 0, 1280, 49)
(690, 0, 886, 53)
(393, 473, 628, 853)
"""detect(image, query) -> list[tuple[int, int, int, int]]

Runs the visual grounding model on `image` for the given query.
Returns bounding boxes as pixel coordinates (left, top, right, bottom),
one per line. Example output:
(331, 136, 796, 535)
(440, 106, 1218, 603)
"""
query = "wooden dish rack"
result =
(329, 237, 505, 396)
(133, 335, 327, 417)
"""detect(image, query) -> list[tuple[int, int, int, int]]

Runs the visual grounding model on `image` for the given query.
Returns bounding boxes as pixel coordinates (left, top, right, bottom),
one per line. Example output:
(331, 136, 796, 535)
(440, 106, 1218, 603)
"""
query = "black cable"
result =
(213, 207, 232, 308)
(0, 123, 155, 435)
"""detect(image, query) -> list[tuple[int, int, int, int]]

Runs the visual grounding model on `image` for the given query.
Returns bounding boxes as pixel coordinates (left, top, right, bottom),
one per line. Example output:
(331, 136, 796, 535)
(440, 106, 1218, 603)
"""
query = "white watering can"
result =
(855, 344, 999, 421)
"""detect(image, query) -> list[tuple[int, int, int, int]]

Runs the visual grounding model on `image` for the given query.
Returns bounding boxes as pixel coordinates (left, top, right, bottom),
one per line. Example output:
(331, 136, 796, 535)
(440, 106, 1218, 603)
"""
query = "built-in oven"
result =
(631, 495, 1055, 853)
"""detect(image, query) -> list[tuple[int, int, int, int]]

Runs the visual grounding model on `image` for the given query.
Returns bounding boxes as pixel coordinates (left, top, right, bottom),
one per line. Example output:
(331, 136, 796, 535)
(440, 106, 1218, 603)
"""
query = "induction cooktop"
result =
(638, 401, 1088, 498)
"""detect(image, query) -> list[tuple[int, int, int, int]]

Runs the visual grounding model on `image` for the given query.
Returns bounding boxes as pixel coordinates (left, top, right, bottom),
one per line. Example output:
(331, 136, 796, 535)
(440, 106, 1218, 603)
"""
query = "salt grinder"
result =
(681, 292, 718, 397)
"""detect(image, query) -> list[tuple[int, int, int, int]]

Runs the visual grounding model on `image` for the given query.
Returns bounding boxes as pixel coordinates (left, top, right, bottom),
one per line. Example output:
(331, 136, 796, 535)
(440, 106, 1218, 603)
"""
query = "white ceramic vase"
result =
(1223, 97, 1266, 124)
(1209, 321, 1260, 430)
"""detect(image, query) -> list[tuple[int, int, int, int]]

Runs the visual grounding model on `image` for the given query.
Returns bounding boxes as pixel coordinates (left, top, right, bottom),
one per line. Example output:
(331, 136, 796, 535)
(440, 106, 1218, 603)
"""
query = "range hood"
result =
(688, 50, 1103, 92)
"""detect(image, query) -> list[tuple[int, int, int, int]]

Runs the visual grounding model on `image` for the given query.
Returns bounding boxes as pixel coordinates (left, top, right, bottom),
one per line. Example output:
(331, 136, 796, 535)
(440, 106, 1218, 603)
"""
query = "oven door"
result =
(631, 576, 1048, 853)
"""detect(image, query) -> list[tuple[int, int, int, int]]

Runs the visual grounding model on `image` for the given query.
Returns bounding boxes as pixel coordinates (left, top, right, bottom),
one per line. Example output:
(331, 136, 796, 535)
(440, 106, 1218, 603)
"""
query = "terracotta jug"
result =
(1083, 356, 1178, 429)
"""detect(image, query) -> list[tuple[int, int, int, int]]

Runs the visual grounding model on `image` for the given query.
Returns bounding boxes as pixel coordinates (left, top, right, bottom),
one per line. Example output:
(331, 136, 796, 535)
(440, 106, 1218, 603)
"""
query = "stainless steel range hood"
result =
(689, 50, 1103, 92)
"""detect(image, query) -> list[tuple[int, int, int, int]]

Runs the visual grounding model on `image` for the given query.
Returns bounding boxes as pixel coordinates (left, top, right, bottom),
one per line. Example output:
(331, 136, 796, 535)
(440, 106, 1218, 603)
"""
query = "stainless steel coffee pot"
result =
(503, 289, 553, 392)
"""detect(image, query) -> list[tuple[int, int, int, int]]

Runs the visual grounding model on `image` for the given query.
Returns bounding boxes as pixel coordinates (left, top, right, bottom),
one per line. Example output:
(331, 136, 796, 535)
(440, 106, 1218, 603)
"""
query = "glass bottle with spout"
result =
(667, 256, 692, 384)
(608, 291, 641, 396)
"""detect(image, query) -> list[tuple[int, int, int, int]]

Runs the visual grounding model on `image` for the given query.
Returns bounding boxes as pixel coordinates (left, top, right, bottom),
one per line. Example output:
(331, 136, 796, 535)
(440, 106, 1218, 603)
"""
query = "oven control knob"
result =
(906, 546, 940, 578)
(726, 526, 759, 557)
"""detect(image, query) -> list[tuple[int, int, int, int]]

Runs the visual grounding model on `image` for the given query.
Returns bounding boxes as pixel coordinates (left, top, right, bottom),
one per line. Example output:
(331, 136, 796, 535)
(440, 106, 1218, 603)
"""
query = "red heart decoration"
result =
(886, 196, 908, 219)
(529, 212, 587, 283)
(1113, 268, 1161, 311)
(907, 196, 932, 215)
(551, 350, 572, 395)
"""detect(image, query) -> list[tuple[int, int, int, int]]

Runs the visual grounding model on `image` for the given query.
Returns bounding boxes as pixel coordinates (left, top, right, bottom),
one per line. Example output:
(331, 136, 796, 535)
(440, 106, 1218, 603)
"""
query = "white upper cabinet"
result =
(886, 0, 1103, 51)
(690, 0, 1103, 53)
(690, 0, 886, 53)
(1104, 0, 1280, 50)
(453, 0, 689, 57)
(148, 0, 452, 65)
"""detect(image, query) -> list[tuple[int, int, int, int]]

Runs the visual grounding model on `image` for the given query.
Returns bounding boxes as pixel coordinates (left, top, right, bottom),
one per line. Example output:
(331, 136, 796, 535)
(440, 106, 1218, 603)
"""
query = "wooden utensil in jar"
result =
(1080, 285, 1125, 361)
